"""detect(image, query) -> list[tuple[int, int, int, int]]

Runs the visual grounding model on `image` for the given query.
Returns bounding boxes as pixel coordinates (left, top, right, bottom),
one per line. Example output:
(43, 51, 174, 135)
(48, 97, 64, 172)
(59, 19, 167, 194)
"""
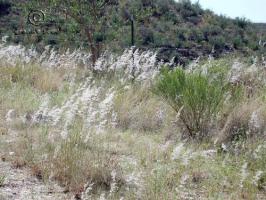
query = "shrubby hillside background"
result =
(0, 0, 266, 65)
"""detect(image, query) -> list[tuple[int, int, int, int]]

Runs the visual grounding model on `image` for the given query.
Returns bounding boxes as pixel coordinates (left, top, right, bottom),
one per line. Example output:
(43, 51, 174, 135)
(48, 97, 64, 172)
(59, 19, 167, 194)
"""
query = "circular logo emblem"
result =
(28, 10, 45, 26)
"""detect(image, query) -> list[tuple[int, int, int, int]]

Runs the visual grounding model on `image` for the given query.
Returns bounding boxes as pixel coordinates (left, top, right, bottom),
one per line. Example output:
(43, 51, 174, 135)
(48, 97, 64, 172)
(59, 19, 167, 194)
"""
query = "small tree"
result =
(25, 0, 116, 65)
(154, 68, 225, 139)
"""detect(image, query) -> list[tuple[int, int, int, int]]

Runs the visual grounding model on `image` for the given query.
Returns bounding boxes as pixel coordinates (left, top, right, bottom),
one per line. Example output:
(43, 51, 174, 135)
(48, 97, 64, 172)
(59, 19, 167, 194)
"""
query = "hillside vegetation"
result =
(0, 0, 266, 199)
(0, 43, 266, 199)
(0, 0, 266, 64)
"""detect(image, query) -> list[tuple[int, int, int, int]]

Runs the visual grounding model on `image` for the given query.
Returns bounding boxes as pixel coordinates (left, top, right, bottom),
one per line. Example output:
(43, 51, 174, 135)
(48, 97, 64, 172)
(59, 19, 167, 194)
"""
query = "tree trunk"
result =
(84, 27, 98, 66)
(66, 12, 101, 66)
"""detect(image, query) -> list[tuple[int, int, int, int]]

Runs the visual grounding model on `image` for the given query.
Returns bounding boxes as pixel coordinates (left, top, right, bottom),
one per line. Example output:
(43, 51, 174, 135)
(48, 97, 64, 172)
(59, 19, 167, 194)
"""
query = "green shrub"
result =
(233, 36, 243, 49)
(154, 67, 225, 139)
(209, 35, 226, 50)
(234, 17, 249, 29)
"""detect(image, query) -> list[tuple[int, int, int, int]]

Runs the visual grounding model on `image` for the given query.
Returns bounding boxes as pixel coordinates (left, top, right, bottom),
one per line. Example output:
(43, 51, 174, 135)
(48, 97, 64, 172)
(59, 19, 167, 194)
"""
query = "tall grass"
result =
(0, 64, 64, 93)
(10, 121, 124, 196)
(1, 45, 266, 199)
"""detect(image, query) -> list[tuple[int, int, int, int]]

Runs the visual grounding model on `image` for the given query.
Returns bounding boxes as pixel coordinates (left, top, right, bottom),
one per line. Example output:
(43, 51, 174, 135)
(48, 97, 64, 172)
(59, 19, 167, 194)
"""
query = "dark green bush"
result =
(140, 26, 154, 45)
(233, 36, 243, 49)
(0, 0, 11, 16)
(235, 17, 249, 29)
(209, 35, 226, 50)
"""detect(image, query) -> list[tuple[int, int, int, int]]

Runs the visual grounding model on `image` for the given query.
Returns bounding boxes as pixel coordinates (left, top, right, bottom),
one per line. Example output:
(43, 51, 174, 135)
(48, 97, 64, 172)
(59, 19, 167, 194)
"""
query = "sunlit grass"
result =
(0, 55, 266, 199)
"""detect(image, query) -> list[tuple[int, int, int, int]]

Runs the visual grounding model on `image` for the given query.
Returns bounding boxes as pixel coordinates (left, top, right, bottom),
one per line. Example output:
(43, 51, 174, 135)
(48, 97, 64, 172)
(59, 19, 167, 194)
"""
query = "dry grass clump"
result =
(0, 126, 8, 136)
(47, 134, 122, 194)
(0, 64, 76, 118)
(114, 85, 169, 133)
(11, 158, 27, 169)
(228, 61, 266, 98)
(31, 69, 64, 93)
(8, 122, 125, 197)
(0, 64, 64, 93)
(218, 99, 266, 145)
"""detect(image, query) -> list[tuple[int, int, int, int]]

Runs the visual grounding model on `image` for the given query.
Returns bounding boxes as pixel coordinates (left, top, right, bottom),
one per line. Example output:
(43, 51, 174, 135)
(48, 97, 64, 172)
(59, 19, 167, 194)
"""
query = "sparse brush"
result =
(154, 67, 226, 140)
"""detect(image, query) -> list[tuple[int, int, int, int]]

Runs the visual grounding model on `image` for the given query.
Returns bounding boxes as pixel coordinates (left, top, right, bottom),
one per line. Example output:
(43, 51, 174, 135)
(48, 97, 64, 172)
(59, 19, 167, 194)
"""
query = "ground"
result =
(0, 161, 70, 200)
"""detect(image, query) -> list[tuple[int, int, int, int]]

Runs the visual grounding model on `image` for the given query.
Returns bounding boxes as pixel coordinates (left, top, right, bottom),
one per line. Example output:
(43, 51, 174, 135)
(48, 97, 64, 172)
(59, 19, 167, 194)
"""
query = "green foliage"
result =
(0, 0, 265, 63)
(233, 36, 244, 49)
(154, 67, 226, 139)
(209, 35, 226, 50)
(234, 17, 250, 29)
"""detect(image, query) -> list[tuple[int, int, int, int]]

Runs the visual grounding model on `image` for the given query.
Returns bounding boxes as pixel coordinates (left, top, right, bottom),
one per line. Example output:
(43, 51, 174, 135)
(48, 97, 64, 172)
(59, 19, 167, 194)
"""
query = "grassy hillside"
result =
(0, 0, 266, 65)
(1, 1, 266, 199)
(0, 44, 266, 199)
